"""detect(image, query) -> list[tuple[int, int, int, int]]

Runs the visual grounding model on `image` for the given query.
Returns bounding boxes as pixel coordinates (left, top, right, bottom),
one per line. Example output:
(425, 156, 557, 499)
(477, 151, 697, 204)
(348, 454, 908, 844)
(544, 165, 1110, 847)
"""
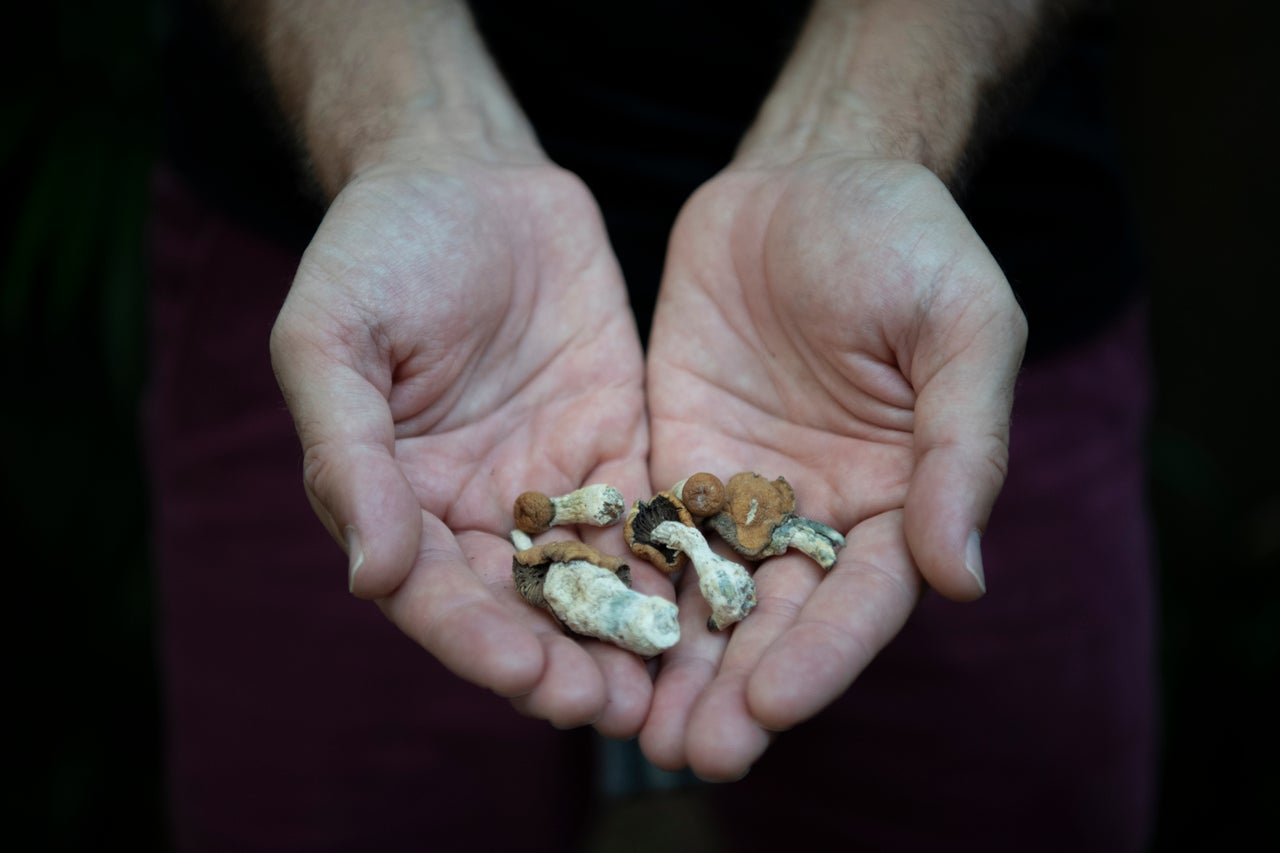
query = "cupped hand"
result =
(269, 157, 658, 735)
(640, 157, 1027, 778)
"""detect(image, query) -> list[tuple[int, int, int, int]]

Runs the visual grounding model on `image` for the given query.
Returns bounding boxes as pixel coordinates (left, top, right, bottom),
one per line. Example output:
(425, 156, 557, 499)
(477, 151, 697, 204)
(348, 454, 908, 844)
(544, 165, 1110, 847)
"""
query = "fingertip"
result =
(683, 686, 769, 783)
(345, 526, 364, 594)
(745, 655, 806, 733)
(322, 453, 421, 600)
(693, 763, 752, 784)
(481, 634, 549, 700)
(686, 734, 762, 784)
(903, 449, 998, 602)
(962, 527, 987, 598)
(638, 678, 695, 772)
(905, 513, 987, 602)
(590, 652, 654, 739)
(516, 636, 609, 729)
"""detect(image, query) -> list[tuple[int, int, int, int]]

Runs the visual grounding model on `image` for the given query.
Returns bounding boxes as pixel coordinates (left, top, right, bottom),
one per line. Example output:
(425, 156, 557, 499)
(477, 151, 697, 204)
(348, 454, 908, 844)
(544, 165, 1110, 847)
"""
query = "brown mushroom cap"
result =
(709, 472, 797, 557)
(623, 492, 695, 573)
(679, 472, 726, 518)
(512, 541, 631, 607)
(513, 491, 556, 534)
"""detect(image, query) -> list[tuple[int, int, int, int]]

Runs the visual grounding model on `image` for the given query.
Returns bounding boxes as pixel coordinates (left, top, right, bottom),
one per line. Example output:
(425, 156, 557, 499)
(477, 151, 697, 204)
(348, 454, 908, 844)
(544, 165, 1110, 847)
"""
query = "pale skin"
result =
(248, 0, 1043, 776)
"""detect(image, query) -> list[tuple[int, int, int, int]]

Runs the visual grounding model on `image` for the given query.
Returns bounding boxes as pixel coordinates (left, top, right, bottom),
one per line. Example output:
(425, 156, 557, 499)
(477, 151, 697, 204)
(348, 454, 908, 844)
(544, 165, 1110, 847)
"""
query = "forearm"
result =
(736, 0, 1071, 183)
(214, 0, 541, 196)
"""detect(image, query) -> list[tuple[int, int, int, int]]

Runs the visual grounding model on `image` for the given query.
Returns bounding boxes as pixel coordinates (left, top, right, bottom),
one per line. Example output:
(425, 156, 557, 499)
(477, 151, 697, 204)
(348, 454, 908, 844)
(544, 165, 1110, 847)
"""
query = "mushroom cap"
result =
(710, 472, 796, 556)
(678, 472, 726, 518)
(623, 492, 695, 573)
(512, 541, 630, 607)
(513, 491, 556, 534)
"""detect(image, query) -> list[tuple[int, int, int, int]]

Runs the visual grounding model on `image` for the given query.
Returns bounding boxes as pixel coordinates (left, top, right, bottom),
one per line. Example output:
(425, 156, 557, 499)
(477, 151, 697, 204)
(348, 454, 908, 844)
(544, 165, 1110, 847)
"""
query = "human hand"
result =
(640, 157, 1026, 778)
(270, 158, 659, 735)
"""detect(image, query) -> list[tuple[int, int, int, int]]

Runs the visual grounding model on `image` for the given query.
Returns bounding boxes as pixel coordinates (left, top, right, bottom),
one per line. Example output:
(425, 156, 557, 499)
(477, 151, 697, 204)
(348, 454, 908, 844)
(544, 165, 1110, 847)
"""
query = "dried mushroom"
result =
(670, 472, 726, 518)
(513, 484, 626, 534)
(511, 541, 677, 657)
(623, 492, 695, 573)
(543, 560, 680, 657)
(707, 472, 845, 569)
(512, 541, 630, 609)
(650, 521, 757, 631)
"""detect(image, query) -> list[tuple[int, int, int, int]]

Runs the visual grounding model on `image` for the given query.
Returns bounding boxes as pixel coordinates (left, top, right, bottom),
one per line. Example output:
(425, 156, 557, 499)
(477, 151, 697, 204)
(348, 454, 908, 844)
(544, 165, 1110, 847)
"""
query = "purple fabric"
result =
(146, 164, 1155, 851)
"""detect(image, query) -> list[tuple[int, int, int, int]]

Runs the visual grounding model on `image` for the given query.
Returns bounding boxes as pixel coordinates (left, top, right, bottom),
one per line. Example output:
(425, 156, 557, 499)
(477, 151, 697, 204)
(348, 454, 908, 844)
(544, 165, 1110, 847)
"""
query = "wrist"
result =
(732, 0, 1049, 182)
(336, 91, 545, 190)
(236, 0, 545, 197)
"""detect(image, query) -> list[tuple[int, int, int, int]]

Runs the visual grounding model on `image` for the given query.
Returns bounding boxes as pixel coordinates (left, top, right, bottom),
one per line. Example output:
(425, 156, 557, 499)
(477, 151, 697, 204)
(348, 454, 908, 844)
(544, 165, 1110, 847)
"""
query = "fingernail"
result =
(345, 526, 364, 594)
(965, 528, 986, 594)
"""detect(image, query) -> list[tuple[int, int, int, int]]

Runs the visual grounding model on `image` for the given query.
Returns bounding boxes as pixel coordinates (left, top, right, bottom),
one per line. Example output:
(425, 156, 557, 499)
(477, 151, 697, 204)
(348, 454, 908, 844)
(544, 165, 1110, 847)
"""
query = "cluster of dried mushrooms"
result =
(509, 473, 845, 657)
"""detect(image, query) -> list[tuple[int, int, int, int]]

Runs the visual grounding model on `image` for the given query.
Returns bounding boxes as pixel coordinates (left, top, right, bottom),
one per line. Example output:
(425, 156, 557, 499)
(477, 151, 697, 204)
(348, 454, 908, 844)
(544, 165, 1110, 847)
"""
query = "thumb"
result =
(903, 298, 1026, 601)
(270, 319, 421, 600)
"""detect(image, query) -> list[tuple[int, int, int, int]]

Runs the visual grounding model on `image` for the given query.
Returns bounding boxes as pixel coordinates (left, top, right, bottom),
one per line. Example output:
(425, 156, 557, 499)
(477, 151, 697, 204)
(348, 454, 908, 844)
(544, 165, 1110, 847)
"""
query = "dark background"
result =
(4, 1, 1276, 849)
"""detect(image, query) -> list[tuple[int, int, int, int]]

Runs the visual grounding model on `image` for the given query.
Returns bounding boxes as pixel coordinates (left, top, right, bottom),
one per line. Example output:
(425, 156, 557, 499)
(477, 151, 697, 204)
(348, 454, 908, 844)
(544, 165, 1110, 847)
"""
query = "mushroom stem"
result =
(510, 529, 534, 551)
(761, 517, 846, 569)
(650, 521, 757, 631)
(514, 484, 626, 533)
(542, 560, 681, 657)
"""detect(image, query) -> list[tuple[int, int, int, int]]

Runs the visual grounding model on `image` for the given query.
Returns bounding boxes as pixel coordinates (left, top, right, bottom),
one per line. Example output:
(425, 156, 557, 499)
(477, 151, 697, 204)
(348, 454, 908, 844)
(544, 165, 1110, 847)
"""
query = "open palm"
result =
(270, 159, 659, 734)
(641, 158, 1026, 778)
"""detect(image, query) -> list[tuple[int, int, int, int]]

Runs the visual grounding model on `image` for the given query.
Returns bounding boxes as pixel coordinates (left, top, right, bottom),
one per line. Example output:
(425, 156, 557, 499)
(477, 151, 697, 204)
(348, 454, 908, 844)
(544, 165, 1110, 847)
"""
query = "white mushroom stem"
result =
(552, 484, 626, 526)
(650, 521, 757, 631)
(510, 529, 534, 551)
(760, 517, 846, 570)
(542, 560, 680, 657)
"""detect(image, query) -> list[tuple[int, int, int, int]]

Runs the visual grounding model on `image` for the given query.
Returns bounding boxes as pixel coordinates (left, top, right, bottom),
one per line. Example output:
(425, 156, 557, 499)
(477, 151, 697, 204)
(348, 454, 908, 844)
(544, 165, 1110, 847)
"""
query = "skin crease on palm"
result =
(640, 156, 1026, 780)
(269, 159, 665, 737)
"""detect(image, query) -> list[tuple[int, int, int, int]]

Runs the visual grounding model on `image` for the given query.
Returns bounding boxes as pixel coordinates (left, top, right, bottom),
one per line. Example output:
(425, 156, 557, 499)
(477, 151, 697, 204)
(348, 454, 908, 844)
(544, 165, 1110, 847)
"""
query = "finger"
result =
(683, 670, 771, 782)
(377, 516, 546, 698)
(746, 510, 920, 730)
(581, 641, 653, 738)
(682, 554, 821, 780)
(904, 295, 1026, 600)
(271, 316, 421, 600)
(506, 631, 608, 729)
(639, 569, 729, 771)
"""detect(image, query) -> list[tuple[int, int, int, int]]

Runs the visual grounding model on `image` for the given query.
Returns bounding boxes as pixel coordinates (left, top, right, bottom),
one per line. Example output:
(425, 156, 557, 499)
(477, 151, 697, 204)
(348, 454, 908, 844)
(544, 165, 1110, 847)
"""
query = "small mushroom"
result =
(543, 560, 680, 657)
(512, 541, 630, 609)
(706, 472, 846, 569)
(513, 484, 626, 534)
(670, 472, 726, 519)
(623, 492, 696, 573)
(511, 541, 677, 657)
(764, 515, 846, 569)
(650, 520, 757, 631)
